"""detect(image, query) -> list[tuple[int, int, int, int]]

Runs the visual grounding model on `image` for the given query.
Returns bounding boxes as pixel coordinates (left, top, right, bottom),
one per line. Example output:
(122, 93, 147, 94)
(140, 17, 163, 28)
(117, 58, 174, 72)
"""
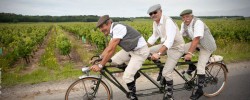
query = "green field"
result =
(0, 19, 250, 86)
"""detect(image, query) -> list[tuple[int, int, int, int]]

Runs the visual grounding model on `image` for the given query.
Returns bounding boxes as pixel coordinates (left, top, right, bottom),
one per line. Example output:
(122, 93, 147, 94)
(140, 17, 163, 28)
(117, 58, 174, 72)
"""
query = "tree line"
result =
(0, 12, 246, 23)
(0, 13, 132, 23)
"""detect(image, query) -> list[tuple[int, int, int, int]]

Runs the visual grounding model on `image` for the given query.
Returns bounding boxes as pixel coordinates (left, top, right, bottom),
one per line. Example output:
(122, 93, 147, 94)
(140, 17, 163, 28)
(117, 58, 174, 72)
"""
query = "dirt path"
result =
(10, 28, 54, 75)
(1, 61, 249, 100)
(62, 31, 95, 67)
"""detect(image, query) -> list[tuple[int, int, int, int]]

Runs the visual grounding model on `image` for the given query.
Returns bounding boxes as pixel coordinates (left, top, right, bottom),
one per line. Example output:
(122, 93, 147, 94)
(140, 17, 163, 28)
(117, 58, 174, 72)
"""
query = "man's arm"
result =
(188, 37, 200, 53)
(100, 38, 120, 66)
(90, 38, 120, 72)
(100, 46, 108, 58)
(151, 19, 176, 60)
(184, 20, 204, 60)
(158, 45, 168, 54)
(185, 36, 200, 60)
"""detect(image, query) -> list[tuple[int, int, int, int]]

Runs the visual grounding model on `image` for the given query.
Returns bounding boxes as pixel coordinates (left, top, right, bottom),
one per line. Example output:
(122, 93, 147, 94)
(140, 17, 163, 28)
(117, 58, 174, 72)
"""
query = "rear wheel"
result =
(65, 77, 111, 100)
(203, 62, 227, 97)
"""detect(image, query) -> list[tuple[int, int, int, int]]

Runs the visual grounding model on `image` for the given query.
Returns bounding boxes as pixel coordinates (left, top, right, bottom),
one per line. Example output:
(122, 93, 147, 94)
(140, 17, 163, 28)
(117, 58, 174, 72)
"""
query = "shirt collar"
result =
(155, 15, 164, 26)
(158, 15, 164, 26)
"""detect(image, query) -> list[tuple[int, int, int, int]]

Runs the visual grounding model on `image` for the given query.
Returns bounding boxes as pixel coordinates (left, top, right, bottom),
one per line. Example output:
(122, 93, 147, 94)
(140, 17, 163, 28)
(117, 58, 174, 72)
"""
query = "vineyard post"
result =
(0, 68, 1, 94)
(0, 47, 2, 55)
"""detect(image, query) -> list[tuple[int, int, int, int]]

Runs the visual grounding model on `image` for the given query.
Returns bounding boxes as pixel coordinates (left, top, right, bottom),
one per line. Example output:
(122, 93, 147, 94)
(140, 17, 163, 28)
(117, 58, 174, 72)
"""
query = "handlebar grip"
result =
(94, 58, 102, 63)
(91, 55, 100, 60)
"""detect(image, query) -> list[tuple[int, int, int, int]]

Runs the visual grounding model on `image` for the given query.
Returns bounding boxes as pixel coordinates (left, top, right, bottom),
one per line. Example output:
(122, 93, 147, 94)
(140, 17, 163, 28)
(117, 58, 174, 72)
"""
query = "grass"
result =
(39, 27, 60, 70)
(215, 41, 250, 63)
(2, 63, 82, 87)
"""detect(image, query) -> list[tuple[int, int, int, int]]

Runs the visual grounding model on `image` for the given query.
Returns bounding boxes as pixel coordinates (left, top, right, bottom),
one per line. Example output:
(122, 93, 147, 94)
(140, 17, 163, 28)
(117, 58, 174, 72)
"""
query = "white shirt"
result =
(110, 23, 147, 50)
(180, 18, 205, 39)
(147, 15, 177, 49)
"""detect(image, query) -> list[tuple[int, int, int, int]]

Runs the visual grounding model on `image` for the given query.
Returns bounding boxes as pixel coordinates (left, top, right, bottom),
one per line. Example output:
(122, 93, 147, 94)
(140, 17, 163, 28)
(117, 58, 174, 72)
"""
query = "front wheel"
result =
(65, 77, 111, 100)
(203, 62, 228, 97)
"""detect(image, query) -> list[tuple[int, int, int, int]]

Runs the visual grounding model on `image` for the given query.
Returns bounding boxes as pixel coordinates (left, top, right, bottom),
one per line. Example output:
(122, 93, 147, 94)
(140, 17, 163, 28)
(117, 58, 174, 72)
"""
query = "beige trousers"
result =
(111, 46, 150, 83)
(150, 44, 184, 81)
(184, 42, 212, 75)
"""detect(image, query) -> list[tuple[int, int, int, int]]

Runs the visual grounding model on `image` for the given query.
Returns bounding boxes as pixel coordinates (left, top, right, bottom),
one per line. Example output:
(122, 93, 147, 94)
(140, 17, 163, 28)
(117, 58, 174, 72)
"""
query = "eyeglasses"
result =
(149, 11, 158, 16)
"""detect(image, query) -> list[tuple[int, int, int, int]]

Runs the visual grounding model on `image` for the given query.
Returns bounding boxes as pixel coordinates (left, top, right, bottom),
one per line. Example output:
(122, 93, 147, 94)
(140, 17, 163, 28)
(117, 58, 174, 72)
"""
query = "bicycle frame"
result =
(90, 60, 201, 98)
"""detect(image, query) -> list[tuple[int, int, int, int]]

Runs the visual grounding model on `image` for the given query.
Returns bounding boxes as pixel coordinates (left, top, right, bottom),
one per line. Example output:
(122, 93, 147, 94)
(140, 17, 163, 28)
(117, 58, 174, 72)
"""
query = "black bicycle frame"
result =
(97, 60, 199, 98)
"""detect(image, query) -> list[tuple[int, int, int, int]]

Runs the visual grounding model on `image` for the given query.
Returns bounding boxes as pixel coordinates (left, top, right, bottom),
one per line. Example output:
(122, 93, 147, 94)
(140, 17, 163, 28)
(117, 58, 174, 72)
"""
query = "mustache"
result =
(184, 20, 190, 23)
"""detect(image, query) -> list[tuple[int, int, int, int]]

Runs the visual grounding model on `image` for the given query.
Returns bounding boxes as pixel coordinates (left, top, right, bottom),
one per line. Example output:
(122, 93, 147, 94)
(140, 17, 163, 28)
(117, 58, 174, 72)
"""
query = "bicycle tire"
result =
(65, 77, 111, 100)
(203, 62, 228, 97)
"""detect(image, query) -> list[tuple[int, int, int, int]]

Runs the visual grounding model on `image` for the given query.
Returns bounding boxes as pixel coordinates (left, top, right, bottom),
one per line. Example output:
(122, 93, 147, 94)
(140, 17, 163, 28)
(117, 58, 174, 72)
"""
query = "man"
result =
(90, 15, 150, 100)
(180, 9, 217, 100)
(147, 4, 185, 100)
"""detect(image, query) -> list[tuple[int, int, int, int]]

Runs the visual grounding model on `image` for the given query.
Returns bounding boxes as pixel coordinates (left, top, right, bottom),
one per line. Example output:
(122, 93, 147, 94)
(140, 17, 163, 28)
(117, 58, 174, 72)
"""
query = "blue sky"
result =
(0, 0, 249, 17)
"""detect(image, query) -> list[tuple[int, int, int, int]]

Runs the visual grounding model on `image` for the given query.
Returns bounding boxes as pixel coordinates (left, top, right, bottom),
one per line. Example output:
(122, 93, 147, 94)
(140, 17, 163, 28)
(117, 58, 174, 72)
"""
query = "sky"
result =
(0, 0, 250, 17)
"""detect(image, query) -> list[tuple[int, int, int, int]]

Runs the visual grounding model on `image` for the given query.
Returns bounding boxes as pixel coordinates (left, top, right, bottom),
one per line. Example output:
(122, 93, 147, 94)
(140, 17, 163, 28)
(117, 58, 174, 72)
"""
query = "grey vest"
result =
(111, 23, 141, 52)
(184, 17, 217, 52)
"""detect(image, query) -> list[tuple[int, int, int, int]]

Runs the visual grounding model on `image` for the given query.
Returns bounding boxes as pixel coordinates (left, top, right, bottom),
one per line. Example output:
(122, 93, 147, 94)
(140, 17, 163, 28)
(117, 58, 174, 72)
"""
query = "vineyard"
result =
(0, 19, 250, 86)
(0, 24, 52, 70)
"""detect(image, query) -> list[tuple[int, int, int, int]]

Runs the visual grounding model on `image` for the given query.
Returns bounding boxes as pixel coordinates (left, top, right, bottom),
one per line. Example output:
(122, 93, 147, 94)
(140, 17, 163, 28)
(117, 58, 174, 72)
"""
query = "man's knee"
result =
(111, 58, 123, 65)
(123, 72, 135, 83)
(162, 70, 173, 81)
(197, 67, 206, 75)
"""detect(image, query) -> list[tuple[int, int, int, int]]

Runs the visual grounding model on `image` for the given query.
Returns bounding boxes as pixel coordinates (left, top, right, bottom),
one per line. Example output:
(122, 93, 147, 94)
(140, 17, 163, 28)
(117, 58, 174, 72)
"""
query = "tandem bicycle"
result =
(65, 54, 228, 100)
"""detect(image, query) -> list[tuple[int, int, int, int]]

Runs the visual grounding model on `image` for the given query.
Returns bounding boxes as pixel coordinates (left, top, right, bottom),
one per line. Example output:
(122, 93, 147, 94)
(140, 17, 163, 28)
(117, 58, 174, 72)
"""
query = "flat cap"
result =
(96, 15, 110, 28)
(180, 9, 192, 16)
(147, 4, 161, 14)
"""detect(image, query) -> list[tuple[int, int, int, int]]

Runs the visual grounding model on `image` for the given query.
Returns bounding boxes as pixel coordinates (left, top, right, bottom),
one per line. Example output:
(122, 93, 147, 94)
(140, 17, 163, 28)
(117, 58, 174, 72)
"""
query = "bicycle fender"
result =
(78, 75, 99, 79)
(211, 62, 229, 73)
(221, 63, 229, 73)
(217, 61, 229, 73)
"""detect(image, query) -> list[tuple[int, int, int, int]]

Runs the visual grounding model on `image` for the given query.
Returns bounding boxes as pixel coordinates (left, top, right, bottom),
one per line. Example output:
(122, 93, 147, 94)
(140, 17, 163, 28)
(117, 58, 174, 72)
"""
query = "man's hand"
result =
(90, 65, 101, 72)
(151, 53, 160, 60)
(184, 53, 192, 61)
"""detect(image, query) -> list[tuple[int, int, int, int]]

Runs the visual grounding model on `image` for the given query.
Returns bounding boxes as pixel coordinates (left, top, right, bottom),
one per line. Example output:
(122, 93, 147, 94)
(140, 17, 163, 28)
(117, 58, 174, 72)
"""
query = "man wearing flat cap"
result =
(90, 15, 150, 100)
(147, 4, 185, 100)
(180, 9, 217, 100)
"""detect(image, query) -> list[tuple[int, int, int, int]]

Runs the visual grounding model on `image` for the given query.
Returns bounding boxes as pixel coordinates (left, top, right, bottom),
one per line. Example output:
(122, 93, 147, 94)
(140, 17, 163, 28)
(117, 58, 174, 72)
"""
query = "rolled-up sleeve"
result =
(193, 20, 204, 39)
(163, 19, 176, 49)
(112, 24, 127, 39)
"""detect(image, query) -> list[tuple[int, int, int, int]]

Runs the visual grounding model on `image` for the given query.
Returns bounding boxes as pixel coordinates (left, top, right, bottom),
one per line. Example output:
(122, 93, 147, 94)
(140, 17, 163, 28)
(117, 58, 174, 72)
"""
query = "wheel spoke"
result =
(203, 63, 227, 97)
(65, 77, 111, 100)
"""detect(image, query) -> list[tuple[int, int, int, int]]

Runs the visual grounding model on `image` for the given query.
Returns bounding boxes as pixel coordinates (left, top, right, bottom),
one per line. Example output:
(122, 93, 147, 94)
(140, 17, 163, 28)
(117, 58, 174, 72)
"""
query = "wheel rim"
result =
(203, 63, 227, 97)
(65, 78, 111, 100)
